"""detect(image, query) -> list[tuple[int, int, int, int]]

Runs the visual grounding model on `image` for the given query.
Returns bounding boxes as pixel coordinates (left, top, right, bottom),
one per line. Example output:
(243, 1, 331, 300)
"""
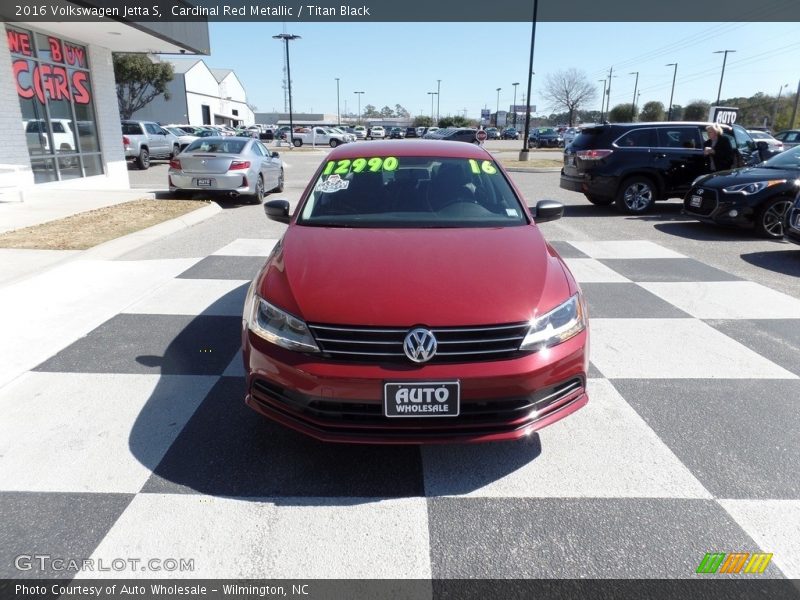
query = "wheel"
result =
(292, 138, 302, 148)
(136, 148, 150, 170)
(585, 194, 614, 206)
(615, 176, 656, 214)
(171, 144, 180, 158)
(755, 197, 792, 239)
(329, 139, 339, 148)
(250, 175, 265, 204)
(273, 168, 284, 193)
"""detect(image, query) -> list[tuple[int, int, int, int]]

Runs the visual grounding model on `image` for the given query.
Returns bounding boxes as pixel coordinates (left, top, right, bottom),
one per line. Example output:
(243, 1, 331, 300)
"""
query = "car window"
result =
(251, 142, 264, 156)
(185, 139, 247, 154)
(144, 123, 161, 135)
(762, 146, 800, 168)
(657, 127, 702, 149)
(616, 128, 656, 147)
(732, 125, 754, 150)
(121, 123, 143, 135)
(298, 156, 528, 228)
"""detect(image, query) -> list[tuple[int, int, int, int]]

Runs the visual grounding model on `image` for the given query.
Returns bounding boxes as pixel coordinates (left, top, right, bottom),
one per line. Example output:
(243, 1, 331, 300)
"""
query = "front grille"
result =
(685, 188, 718, 216)
(306, 322, 531, 364)
(250, 377, 585, 438)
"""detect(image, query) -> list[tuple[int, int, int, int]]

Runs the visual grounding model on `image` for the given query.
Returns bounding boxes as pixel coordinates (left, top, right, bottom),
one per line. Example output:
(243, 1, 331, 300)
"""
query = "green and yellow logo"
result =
(696, 552, 773, 574)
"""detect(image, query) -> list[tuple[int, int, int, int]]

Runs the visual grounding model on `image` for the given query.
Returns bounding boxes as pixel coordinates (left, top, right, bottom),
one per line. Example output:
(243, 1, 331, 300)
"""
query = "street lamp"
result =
(335, 78, 340, 126)
(512, 82, 520, 127)
(436, 79, 441, 124)
(713, 49, 736, 106)
(273, 33, 300, 147)
(629, 71, 639, 121)
(354, 91, 364, 124)
(496, 87, 501, 127)
(666, 63, 678, 121)
(598, 79, 607, 122)
(428, 91, 437, 123)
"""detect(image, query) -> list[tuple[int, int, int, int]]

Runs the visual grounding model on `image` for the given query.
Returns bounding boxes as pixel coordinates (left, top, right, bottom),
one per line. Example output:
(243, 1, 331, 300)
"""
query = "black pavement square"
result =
(612, 379, 800, 499)
(549, 241, 590, 259)
(142, 376, 425, 498)
(581, 282, 691, 318)
(0, 492, 133, 578)
(599, 258, 741, 282)
(705, 319, 800, 378)
(176, 256, 265, 280)
(34, 314, 241, 375)
(427, 497, 781, 578)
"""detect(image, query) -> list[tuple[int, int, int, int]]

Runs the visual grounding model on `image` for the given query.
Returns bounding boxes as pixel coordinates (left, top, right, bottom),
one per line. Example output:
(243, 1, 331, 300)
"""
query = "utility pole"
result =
(598, 79, 607, 122)
(791, 79, 800, 129)
(773, 83, 788, 130)
(629, 71, 639, 121)
(666, 63, 678, 121)
(436, 79, 441, 124)
(605, 66, 614, 117)
(714, 49, 736, 106)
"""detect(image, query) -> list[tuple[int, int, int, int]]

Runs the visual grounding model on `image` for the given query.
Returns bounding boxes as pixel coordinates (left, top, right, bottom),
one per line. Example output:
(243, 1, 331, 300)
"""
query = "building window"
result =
(7, 26, 103, 183)
(201, 104, 211, 125)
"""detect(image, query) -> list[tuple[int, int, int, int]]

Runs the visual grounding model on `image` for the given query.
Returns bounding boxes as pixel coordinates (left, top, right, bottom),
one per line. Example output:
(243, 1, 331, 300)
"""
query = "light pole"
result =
(714, 49, 736, 106)
(273, 33, 300, 147)
(520, 0, 538, 160)
(512, 82, 519, 127)
(773, 83, 788, 129)
(496, 87, 501, 127)
(629, 71, 639, 121)
(666, 63, 678, 121)
(335, 78, 340, 126)
(428, 91, 437, 123)
(354, 91, 364, 124)
(436, 79, 441, 124)
(598, 79, 607, 122)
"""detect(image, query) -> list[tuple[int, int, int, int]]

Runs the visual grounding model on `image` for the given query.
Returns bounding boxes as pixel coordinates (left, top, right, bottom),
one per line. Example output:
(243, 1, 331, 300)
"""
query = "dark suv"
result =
(560, 122, 764, 214)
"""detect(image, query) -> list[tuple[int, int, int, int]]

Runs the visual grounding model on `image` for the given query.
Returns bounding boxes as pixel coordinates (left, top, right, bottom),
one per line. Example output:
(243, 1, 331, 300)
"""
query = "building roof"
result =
(210, 68, 233, 83)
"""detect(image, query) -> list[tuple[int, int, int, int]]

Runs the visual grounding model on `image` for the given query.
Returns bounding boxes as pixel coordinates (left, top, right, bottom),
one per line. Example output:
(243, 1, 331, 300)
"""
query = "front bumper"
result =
(683, 187, 755, 228)
(242, 327, 589, 444)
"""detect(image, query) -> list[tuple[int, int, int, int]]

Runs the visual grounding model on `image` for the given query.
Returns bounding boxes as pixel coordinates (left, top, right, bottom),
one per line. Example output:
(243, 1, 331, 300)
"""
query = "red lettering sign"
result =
(7, 29, 32, 56)
(48, 37, 63, 63)
(64, 43, 86, 68)
(12, 59, 92, 105)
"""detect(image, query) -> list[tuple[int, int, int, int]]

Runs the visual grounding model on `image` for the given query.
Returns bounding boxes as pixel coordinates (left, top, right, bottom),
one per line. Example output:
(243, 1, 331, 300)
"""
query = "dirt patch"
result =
(498, 158, 563, 169)
(0, 198, 210, 251)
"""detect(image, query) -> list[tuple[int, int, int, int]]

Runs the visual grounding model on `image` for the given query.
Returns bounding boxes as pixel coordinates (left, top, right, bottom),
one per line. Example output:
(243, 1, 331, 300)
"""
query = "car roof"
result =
(328, 139, 493, 159)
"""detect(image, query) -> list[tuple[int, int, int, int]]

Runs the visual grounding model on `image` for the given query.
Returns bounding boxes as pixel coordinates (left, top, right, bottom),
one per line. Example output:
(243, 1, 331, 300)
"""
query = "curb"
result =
(78, 202, 223, 261)
(505, 167, 562, 173)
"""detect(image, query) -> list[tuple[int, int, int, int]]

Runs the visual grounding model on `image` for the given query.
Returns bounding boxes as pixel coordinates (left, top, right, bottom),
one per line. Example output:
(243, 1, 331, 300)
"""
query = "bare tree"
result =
(542, 68, 597, 126)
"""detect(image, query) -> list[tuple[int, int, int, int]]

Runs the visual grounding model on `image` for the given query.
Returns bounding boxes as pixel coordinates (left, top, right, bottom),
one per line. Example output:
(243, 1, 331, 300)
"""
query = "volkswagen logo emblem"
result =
(403, 328, 437, 363)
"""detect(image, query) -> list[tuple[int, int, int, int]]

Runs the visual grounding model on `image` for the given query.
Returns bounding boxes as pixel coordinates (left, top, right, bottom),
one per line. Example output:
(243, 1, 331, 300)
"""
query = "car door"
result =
(145, 123, 167, 157)
(253, 141, 278, 189)
(731, 125, 760, 166)
(653, 125, 706, 195)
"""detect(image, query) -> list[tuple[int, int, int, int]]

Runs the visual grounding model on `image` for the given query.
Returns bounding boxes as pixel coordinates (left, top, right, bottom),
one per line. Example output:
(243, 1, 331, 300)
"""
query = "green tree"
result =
(362, 104, 380, 118)
(542, 68, 597, 126)
(394, 104, 410, 118)
(413, 115, 432, 127)
(379, 105, 395, 118)
(669, 104, 684, 121)
(438, 115, 470, 128)
(113, 54, 174, 120)
(609, 103, 635, 122)
(683, 100, 710, 121)
(639, 101, 665, 122)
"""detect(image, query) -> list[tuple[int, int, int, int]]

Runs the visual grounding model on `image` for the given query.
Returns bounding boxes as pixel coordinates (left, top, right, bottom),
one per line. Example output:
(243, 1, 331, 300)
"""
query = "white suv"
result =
(368, 125, 386, 139)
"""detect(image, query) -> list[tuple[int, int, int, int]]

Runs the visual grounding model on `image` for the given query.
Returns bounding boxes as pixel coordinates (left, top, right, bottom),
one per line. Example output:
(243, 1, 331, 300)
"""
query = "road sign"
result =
(476, 129, 488, 143)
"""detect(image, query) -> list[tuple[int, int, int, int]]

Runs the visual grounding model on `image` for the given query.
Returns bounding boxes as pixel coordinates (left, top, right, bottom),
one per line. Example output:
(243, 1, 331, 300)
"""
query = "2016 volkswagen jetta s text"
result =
(242, 140, 589, 443)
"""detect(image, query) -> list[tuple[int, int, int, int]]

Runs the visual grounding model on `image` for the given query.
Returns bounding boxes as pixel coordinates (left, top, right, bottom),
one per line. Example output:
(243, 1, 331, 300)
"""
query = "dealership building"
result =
(0, 14, 209, 192)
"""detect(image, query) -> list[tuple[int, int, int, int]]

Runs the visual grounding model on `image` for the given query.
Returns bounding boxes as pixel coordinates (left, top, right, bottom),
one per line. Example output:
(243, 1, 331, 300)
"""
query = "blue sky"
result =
(202, 21, 799, 119)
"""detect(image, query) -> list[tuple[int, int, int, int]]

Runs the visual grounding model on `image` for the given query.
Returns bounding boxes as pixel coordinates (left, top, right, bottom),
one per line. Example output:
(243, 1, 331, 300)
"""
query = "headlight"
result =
(244, 289, 319, 353)
(722, 180, 785, 195)
(520, 293, 587, 352)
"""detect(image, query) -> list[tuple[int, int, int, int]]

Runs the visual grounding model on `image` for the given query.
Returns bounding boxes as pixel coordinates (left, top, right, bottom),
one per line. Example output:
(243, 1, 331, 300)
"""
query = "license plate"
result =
(196, 178, 212, 187)
(566, 155, 575, 166)
(384, 381, 460, 418)
(689, 195, 702, 208)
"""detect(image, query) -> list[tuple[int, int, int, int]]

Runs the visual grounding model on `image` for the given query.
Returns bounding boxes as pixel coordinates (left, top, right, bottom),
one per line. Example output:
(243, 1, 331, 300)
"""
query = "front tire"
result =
(615, 176, 656, 214)
(329, 139, 339, 148)
(755, 197, 792, 239)
(136, 148, 150, 170)
(292, 138, 302, 148)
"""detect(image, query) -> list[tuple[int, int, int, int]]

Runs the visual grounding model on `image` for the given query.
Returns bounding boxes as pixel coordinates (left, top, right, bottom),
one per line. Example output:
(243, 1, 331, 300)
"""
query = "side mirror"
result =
(264, 199, 291, 224)
(755, 140, 768, 150)
(531, 199, 564, 223)
(271, 151, 280, 159)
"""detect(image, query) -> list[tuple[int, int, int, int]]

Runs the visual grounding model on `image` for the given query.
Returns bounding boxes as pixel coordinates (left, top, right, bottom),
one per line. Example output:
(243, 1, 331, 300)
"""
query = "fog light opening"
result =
(728, 209, 739, 218)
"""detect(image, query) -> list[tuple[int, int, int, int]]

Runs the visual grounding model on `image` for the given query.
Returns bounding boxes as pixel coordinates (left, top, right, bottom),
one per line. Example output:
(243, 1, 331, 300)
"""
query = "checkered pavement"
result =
(1, 238, 799, 581)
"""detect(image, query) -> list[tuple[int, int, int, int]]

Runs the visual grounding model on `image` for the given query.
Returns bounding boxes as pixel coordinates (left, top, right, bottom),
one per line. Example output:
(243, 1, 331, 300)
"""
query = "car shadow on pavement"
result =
(126, 285, 543, 503)
(654, 221, 763, 242)
(740, 249, 800, 277)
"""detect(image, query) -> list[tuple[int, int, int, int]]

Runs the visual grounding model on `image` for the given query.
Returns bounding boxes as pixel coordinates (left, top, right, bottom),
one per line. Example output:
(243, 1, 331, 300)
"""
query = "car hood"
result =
(259, 226, 570, 326)
(695, 166, 799, 188)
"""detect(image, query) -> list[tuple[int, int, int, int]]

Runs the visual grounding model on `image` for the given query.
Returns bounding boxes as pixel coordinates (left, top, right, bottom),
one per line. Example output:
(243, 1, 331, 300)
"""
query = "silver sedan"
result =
(169, 137, 284, 203)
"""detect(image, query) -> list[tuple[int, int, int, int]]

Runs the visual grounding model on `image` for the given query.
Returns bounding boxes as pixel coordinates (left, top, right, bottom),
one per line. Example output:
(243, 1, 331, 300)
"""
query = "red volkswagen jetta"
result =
(242, 140, 589, 443)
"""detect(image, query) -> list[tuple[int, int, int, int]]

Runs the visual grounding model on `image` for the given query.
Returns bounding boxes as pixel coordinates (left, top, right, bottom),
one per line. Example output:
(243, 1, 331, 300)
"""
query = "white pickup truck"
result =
(290, 127, 350, 148)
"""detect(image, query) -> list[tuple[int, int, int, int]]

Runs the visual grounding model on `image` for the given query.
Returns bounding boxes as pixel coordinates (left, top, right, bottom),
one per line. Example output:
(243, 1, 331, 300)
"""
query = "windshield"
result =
(185, 139, 248, 154)
(762, 146, 800, 169)
(297, 156, 528, 228)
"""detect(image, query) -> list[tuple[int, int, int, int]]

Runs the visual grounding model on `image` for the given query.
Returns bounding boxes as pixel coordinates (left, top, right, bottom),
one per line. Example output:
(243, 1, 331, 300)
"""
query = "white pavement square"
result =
(80, 495, 432, 579)
(720, 499, 800, 579)
(0, 372, 215, 494)
(590, 318, 798, 379)
(639, 281, 800, 320)
(563, 258, 632, 283)
(212, 238, 279, 256)
(122, 278, 250, 316)
(567, 240, 686, 259)
(422, 379, 711, 499)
